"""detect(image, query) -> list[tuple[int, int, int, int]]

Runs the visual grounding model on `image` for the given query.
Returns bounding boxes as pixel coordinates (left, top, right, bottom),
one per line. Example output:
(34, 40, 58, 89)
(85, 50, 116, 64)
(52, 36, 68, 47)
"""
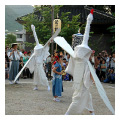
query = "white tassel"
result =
(31, 24, 40, 46)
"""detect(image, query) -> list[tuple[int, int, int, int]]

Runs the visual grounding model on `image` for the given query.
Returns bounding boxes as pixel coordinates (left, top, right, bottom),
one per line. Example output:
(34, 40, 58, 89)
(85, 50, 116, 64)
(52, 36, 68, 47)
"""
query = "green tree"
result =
(107, 25, 115, 53)
(59, 12, 80, 45)
(21, 5, 82, 49)
(5, 33, 16, 47)
(107, 11, 115, 53)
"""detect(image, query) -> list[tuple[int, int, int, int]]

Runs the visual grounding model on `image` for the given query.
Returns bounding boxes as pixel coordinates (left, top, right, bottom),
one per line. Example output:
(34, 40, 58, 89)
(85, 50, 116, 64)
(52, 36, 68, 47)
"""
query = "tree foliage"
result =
(21, 5, 81, 48)
(5, 33, 17, 47)
(107, 25, 115, 53)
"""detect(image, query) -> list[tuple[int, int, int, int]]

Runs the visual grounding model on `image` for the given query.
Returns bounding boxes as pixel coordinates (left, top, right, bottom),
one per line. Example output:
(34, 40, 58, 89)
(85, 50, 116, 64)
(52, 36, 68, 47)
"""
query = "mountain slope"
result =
(5, 5, 34, 32)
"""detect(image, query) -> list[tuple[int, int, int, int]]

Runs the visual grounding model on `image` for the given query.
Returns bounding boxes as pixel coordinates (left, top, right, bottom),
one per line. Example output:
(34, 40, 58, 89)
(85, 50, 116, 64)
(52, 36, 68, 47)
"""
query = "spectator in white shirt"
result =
(7, 43, 22, 84)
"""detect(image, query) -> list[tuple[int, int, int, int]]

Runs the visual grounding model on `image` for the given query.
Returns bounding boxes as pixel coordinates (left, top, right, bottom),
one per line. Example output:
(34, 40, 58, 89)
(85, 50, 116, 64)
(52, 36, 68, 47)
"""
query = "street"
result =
(5, 79, 115, 115)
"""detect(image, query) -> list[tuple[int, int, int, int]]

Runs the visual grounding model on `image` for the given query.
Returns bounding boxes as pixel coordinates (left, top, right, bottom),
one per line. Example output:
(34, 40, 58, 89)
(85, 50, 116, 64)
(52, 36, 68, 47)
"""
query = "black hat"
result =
(11, 43, 18, 48)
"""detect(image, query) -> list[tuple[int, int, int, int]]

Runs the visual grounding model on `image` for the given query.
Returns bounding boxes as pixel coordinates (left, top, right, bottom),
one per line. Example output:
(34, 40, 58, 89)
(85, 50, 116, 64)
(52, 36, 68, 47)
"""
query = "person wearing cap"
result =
(7, 43, 22, 84)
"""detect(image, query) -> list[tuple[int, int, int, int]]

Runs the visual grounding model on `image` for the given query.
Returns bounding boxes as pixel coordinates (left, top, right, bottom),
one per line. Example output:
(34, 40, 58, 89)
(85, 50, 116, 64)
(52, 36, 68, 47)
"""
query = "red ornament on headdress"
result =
(90, 9, 94, 15)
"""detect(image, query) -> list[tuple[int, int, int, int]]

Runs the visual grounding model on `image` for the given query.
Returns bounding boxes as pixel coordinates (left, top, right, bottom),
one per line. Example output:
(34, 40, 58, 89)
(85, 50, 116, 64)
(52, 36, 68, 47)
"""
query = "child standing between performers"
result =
(52, 56, 63, 102)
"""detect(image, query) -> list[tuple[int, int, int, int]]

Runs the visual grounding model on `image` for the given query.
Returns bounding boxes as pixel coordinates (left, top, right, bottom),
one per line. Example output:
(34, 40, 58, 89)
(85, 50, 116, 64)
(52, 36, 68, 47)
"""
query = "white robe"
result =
(26, 45, 50, 86)
(65, 46, 94, 114)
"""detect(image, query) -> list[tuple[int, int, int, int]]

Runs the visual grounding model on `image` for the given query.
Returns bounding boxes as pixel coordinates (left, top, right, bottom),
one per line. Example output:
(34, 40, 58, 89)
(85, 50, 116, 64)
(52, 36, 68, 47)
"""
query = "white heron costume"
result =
(54, 9, 115, 115)
(26, 26, 50, 90)
(14, 25, 60, 91)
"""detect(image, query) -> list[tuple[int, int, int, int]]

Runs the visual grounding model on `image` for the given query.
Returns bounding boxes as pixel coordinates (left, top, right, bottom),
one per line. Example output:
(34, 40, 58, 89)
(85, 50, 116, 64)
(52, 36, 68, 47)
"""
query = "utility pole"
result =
(51, 5, 54, 55)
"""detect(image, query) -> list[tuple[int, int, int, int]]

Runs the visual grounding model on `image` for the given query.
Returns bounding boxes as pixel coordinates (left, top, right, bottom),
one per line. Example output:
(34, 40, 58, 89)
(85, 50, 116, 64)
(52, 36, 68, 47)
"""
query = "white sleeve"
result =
(65, 57, 74, 76)
(7, 52, 13, 60)
(26, 56, 35, 73)
(43, 45, 50, 61)
(106, 57, 109, 62)
(19, 52, 23, 57)
(16, 52, 22, 60)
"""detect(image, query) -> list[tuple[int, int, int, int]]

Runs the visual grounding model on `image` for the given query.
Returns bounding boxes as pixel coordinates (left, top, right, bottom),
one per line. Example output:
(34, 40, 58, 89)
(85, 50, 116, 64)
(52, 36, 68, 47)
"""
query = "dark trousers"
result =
(23, 68, 27, 78)
(9, 61, 19, 81)
(26, 68, 33, 78)
(96, 69, 100, 79)
(100, 71, 106, 81)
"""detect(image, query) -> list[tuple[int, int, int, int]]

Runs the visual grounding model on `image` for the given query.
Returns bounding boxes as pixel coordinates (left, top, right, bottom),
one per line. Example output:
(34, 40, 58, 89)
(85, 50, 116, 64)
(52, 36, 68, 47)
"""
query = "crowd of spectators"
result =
(5, 47, 33, 79)
(5, 46, 115, 84)
(45, 51, 72, 81)
(90, 50, 115, 84)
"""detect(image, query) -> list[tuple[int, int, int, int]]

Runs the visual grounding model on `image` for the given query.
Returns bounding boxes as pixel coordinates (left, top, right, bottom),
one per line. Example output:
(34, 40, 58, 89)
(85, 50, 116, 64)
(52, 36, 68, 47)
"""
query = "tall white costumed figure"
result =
(14, 25, 60, 91)
(54, 9, 115, 115)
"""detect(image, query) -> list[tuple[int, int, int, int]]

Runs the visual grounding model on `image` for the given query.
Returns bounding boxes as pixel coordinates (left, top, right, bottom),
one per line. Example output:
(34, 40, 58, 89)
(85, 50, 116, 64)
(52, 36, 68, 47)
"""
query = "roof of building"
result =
(16, 5, 115, 25)
(15, 29, 26, 34)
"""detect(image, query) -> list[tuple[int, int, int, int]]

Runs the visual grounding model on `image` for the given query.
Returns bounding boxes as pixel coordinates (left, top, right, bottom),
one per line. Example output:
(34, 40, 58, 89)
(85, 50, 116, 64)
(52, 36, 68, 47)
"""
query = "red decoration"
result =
(90, 9, 94, 15)
(92, 50, 95, 54)
(24, 51, 27, 54)
(53, 61, 57, 65)
(55, 56, 59, 61)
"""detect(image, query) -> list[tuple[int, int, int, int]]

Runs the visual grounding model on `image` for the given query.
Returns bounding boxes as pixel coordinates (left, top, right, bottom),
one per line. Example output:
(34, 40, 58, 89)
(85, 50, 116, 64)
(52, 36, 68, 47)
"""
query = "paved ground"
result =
(5, 79, 115, 115)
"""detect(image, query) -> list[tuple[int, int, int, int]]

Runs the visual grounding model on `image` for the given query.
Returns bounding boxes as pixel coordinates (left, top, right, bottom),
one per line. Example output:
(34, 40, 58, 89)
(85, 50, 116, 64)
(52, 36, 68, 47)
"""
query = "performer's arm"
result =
(95, 56, 99, 69)
(60, 61, 63, 67)
(43, 43, 50, 61)
(53, 67, 62, 75)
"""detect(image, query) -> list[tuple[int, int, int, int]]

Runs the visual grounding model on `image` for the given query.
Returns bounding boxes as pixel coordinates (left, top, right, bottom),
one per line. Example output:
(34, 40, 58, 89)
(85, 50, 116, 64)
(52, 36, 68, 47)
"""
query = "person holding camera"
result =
(103, 68, 115, 84)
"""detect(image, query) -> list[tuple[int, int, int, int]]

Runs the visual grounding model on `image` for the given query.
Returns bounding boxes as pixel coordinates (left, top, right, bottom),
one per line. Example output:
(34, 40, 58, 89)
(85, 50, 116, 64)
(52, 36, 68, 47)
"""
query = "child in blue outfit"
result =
(52, 56, 63, 102)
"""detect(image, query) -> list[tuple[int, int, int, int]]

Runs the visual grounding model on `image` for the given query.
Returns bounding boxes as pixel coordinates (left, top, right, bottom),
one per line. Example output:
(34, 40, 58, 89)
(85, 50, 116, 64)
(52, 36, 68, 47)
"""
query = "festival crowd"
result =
(5, 46, 115, 84)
